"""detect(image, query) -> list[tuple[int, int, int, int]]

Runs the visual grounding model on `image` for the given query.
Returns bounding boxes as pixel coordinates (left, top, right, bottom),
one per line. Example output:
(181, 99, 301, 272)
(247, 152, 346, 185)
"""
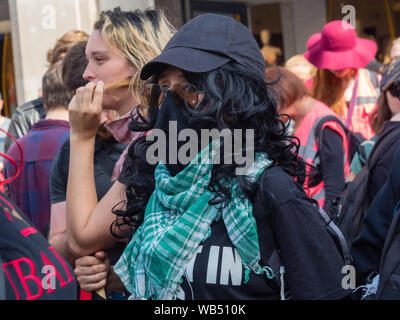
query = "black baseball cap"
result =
(381, 57, 400, 91)
(140, 13, 266, 81)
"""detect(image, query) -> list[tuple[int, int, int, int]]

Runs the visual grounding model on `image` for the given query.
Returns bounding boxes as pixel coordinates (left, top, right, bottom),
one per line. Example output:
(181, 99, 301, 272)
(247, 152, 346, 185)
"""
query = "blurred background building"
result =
(0, 0, 398, 116)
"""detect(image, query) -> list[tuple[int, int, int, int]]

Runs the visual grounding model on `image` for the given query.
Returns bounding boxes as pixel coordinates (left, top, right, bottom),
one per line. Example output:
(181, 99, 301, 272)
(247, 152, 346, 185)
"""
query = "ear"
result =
(127, 62, 137, 77)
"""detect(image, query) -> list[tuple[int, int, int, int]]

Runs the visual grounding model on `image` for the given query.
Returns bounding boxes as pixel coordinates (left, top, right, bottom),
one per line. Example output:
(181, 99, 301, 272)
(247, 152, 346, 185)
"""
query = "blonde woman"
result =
(63, 8, 175, 296)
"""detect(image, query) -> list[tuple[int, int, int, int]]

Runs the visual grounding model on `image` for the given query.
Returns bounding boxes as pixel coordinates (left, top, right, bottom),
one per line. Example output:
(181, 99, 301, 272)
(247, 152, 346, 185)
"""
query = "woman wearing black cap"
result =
(67, 13, 351, 300)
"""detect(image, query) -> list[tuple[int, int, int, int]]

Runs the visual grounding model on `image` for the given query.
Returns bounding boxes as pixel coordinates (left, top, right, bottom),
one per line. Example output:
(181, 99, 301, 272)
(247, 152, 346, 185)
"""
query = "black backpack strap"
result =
(314, 115, 348, 136)
(318, 206, 352, 265)
(314, 115, 350, 157)
(314, 114, 367, 157)
(311, 115, 352, 185)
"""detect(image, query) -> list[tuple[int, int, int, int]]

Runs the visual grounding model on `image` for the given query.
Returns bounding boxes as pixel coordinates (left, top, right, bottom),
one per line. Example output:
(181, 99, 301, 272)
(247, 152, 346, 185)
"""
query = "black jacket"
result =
(352, 146, 400, 285)
(4, 97, 46, 153)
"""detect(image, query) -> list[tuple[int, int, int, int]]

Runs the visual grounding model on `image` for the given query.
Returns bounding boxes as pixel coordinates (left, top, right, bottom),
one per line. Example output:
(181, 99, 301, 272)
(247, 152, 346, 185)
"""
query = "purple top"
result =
(4, 119, 70, 235)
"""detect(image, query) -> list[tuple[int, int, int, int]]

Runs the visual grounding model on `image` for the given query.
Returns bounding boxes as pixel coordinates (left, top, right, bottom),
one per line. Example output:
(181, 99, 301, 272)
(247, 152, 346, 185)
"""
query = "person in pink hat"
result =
(304, 20, 380, 141)
(302, 33, 321, 90)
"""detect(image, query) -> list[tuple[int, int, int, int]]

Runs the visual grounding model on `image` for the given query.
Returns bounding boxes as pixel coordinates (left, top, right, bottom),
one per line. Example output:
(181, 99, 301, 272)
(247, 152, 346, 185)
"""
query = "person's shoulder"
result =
(15, 97, 44, 113)
(383, 120, 400, 132)
(375, 123, 400, 155)
(6, 134, 27, 155)
(256, 166, 307, 207)
(258, 165, 292, 184)
(10, 98, 45, 126)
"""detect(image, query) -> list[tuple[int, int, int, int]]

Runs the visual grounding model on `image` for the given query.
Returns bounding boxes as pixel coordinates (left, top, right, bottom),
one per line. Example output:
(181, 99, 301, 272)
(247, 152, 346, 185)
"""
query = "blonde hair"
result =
(93, 7, 175, 101)
(284, 54, 316, 80)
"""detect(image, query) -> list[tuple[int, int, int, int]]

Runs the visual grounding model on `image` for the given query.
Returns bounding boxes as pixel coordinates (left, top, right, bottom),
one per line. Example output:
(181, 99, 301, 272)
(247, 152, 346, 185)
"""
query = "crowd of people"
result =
(1, 7, 400, 301)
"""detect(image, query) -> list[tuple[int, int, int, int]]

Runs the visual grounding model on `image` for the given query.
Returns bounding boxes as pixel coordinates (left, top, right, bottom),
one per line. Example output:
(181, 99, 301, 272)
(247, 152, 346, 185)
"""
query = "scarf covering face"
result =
(106, 107, 146, 181)
(151, 91, 214, 176)
(114, 142, 273, 300)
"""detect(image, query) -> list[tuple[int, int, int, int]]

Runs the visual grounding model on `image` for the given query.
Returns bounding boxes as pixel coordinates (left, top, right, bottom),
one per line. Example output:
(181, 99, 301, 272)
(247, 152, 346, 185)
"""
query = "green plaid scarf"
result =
(114, 142, 273, 300)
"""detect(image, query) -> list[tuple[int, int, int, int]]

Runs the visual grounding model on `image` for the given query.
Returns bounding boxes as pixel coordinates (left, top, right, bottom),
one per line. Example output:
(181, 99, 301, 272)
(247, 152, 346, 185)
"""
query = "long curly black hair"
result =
(111, 62, 307, 239)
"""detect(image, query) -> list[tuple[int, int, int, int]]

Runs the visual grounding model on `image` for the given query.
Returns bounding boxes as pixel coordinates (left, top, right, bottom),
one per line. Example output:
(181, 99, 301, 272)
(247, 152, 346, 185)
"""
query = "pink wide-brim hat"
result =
(304, 20, 377, 70)
(307, 33, 321, 50)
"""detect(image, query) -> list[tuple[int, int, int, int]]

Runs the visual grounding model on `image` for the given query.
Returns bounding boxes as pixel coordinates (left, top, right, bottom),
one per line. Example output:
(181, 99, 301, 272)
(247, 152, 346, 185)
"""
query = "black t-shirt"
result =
(50, 136, 126, 204)
(0, 193, 77, 300)
(49, 136, 126, 265)
(180, 166, 350, 300)
(178, 218, 280, 300)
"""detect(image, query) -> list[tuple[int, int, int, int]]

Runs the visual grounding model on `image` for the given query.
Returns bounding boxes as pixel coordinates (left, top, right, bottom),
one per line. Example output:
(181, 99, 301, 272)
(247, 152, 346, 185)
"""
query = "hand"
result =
(69, 81, 104, 140)
(74, 251, 110, 292)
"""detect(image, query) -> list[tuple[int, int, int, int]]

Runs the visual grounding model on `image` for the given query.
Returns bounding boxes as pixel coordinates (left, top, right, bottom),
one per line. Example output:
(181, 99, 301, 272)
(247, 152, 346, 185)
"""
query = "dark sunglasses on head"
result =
(141, 83, 204, 109)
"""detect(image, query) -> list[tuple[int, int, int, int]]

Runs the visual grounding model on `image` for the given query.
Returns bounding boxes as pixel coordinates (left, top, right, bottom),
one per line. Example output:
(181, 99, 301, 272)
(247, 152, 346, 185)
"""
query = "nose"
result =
(83, 63, 96, 82)
(99, 112, 108, 125)
(99, 110, 117, 125)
